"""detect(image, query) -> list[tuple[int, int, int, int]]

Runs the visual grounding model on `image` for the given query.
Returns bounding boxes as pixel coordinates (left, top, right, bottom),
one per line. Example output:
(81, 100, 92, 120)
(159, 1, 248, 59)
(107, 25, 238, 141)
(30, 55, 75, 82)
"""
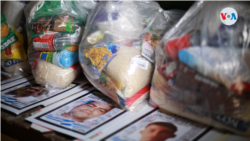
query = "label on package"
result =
(4, 59, 22, 67)
(141, 33, 161, 63)
(31, 14, 75, 38)
(130, 57, 149, 70)
(38, 46, 79, 68)
(185, 106, 250, 132)
(33, 34, 56, 51)
(211, 114, 250, 132)
(1, 14, 19, 52)
(33, 42, 50, 49)
(40, 52, 53, 63)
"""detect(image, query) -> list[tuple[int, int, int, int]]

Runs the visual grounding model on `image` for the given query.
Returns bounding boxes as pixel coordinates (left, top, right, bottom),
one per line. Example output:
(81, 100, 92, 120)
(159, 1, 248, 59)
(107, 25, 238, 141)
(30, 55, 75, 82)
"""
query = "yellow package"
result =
(1, 28, 27, 61)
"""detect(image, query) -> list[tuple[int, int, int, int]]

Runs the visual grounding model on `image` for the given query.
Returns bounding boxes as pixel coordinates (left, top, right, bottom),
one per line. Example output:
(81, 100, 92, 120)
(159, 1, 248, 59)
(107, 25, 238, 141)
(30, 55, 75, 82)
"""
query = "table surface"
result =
(1, 104, 76, 141)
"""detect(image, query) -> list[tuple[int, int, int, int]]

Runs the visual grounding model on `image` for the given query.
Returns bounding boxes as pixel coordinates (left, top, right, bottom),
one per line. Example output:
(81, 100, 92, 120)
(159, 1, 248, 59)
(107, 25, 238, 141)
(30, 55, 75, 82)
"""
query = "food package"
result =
(79, 1, 184, 110)
(32, 59, 81, 89)
(150, 1, 250, 136)
(0, 0, 30, 75)
(28, 45, 79, 68)
(1, 26, 26, 61)
(25, 0, 95, 40)
(1, 59, 30, 73)
(24, 0, 96, 88)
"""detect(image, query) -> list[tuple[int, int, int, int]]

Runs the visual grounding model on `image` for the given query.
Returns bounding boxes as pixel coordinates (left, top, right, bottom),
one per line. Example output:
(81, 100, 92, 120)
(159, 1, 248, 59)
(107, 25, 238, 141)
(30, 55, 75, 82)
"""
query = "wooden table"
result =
(2, 106, 76, 141)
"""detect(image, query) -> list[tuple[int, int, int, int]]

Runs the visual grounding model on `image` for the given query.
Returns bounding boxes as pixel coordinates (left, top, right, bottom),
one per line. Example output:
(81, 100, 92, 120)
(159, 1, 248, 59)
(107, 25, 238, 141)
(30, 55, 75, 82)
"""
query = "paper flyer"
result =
(26, 91, 209, 141)
(102, 109, 208, 141)
(1, 79, 92, 115)
(1, 72, 34, 91)
(26, 90, 133, 140)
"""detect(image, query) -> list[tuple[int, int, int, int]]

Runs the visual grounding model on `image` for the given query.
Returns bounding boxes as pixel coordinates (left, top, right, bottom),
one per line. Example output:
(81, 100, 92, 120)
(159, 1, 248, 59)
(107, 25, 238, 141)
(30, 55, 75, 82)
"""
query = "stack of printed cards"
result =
(1, 72, 93, 115)
(2, 72, 249, 141)
(1, 72, 34, 90)
(26, 90, 209, 141)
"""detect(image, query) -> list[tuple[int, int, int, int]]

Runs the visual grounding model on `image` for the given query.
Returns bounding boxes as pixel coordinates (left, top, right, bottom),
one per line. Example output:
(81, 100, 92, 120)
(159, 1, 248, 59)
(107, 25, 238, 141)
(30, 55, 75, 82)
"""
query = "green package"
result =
(32, 1, 85, 25)
(30, 14, 76, 38)
(1, 14, 19, 52)
(28, 1, 88, 38)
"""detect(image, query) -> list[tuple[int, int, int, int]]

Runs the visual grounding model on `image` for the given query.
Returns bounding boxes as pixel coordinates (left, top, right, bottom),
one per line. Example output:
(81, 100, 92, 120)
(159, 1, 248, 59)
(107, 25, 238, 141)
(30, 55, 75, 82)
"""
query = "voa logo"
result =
(220, 7, 238, 25)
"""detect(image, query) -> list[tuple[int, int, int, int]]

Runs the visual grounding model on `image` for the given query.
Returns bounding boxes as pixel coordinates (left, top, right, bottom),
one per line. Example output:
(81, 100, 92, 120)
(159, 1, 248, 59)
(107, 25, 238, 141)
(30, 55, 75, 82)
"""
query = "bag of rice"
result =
(79, 1, 184, 110)
(24, 0, 96, 88)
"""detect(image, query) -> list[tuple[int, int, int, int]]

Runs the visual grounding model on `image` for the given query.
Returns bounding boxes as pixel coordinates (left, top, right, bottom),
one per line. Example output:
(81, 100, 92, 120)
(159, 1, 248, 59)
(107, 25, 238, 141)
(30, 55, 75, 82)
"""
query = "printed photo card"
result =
(27, 90, 208, 141)
(1, 79, 92, 115)
(26, 90, 131, 140)
(102, 109, 208, 141)
(1, 71, 34, 91)
(38, 91, 125, 134)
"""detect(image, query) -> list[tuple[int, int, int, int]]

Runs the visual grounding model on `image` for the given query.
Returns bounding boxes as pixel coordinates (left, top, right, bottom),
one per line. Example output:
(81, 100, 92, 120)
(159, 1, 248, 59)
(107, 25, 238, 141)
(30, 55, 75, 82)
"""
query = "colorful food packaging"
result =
(79, 1, 184, 110)
(150, 1, 250, 136)
(24, 0, 96, 88)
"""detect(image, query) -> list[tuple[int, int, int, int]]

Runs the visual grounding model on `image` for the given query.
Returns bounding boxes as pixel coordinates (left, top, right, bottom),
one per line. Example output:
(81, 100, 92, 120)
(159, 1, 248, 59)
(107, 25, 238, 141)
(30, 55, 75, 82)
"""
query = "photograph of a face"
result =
(37, 91, 125, 134)
(104, 110, 207, 141)
(1, 81, 78, 109)
(5, 84, 48, 98)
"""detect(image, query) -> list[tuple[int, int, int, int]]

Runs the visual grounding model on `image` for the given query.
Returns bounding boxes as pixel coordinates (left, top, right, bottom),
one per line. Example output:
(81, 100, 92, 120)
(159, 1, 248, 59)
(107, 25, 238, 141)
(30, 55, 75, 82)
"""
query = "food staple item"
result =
(2, 2, 30, 75)
(32, 59, 81, 88)
(24, 0, 96, 88)
(150, 1, 250, 136)
(79, 1, 184, 110)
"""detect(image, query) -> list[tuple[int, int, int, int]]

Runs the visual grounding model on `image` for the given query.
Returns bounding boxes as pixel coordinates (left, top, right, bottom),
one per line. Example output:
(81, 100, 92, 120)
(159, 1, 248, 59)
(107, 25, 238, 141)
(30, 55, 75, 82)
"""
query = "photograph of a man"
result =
(61, 100, 113, 122)
(5, 85, 48, 98)
(139, 122, 177, 141)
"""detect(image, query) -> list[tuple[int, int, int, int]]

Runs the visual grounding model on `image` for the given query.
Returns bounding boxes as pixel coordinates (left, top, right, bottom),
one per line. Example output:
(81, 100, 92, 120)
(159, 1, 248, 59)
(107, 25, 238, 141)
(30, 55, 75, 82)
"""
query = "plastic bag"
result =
(24, 0, 96, 88)
(0, 0, 30, 75)
(0, 14, 27, 60)
(150, 1, 250, 136)
(28, 45, 79, 68)
(2, 1, 28, 30)
(25, 1, 95, 42)
(1, 59, 30, 73)
(79, 1, 184, 110)
(31, 59, 81, 88)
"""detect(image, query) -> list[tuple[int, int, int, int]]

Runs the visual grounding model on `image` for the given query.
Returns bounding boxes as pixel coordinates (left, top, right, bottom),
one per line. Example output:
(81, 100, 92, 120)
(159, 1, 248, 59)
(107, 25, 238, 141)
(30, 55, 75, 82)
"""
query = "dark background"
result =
(157, 1, 195, 10)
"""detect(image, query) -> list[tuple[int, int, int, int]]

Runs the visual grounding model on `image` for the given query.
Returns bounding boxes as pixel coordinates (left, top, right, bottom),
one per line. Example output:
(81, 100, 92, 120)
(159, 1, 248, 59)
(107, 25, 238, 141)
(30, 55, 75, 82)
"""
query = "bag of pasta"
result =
(79, 1, 184, 110)
(24, 0, 96, 88)
(150, 1, 250, 136)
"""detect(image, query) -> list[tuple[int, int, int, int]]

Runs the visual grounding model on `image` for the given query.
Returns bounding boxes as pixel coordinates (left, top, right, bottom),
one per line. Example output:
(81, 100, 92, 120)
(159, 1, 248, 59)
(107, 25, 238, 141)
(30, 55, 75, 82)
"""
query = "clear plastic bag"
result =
(150, 1, 250, 136)
(79, 1, 184, 110)
(28, 45, 79, 68)
(31, 59, 81, 89)
(1, 59, 31, 74)
(0, 0, 30, 76)
(24, 0, 96, 88)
